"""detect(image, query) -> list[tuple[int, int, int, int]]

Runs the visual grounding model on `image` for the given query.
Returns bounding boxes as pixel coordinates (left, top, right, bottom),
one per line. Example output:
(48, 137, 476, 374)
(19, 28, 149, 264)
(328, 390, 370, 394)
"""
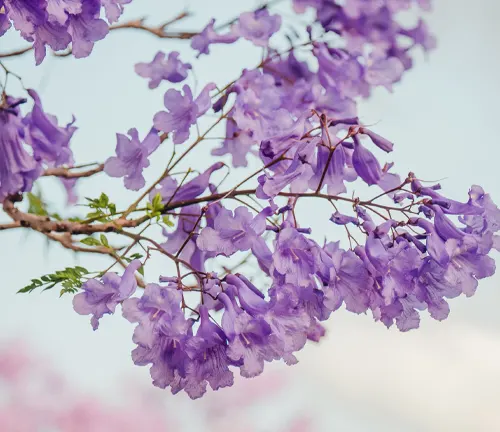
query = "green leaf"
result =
(26, 192, 48, 217)
(152, 193, 163, 211)
(17, 278, 43, 294)
(84, 193, 118, 222)
(99, 193, 109, 207)
(162, 215, 175, 227)
(80, 237, 102, 246)
(138, 265, 145, 276)
(18, 266, 91, 295)
(100, 234, 110, 248)
(85, 211, 104, 219)
(75, 266, 89, 274)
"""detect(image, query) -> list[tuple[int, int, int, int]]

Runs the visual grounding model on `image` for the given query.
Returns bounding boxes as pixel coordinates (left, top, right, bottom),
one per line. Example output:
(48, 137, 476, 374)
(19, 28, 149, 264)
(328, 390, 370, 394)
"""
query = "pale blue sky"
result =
(1, 1, 500, 431)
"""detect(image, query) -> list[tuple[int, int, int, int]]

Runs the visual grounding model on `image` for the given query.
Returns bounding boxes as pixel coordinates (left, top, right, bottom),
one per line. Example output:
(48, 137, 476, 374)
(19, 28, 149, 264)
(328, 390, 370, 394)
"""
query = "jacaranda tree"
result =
(1, 0, 498, 399)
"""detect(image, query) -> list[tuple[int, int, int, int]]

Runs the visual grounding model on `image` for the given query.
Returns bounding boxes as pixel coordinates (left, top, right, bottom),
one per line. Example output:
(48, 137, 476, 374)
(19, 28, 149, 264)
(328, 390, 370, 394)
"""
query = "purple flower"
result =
(315, 44, 368, 99)
(1, 0, 127, 63)
(237, 9, 281, 47)
(272, 225, 318, 287)
(230, 69, 285, 132)
(2, 0, 46, 38)
(31, 19, 72, 65)
(359, 127, 394, 153)
(377, 162, 401, 194)
(219, 292, 277, 378)
(183, 306, 234, 399)
(443, 239, 496, 298)
(224, 275, 312, 365)
(462, 185, 500, 252)
(352, 136, 383, 185)
(265, 283, 312, 364)
(319, 242, 372, 313)
(135, 51, 192, 89)
(191, 18, 239, 56)
(160, 203, 217, 272)
(432, 206, 469, 242)
(73, 260, 141, 330)
(309, 144, 352, 195)
(292, 0, 323, 13)
(364, 55, 405, 91)
(66, 0, 109, 59)
(0, 97, 41, 202)
(0, 1, 12, 36)
(104, 128, 161, 190)
(23, 89, 77, 167)
(153, 83, 216, 144)
(401, 19, 437, 52)
(211, 119, 256, 168)
(161, 204, 203, 260)
(46, 0, 82, 25)
(197, 206, 271, 257)
(376, 242, 421, 306)
(412, 218, 450, 267)
(101, 0, 131, 23)
(412, 179, 482, 216)
(258, 139, 315, 199)
(330, 212, 359, 226)
(375, 295, 424, 332)
(122, 283, 194, 393)
(343, 0, 385, 19)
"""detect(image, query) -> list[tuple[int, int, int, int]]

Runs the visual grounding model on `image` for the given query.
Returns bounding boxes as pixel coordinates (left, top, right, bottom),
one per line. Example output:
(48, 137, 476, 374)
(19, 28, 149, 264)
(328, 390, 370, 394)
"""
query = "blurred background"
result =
(1, 1, 500, 431)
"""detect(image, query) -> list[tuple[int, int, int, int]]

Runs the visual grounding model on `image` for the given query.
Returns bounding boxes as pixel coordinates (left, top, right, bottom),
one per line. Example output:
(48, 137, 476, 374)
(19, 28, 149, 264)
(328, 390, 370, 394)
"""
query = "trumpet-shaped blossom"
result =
(73, 260, 141, 330)
(135, 51, 192, 89)
(104, 128, 161, 190)
(0, 97, 41, 202)
(153, 83, 216, 144)
(190, 18, 239, 56)
(23, 89, 77, 167)
(197, 206, 271, 257)
(237, 9, 281, 47)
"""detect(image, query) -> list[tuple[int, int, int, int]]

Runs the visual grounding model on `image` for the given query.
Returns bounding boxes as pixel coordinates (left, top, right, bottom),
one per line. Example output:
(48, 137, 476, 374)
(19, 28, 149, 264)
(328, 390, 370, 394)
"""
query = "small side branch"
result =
(42, 164, 105, 179)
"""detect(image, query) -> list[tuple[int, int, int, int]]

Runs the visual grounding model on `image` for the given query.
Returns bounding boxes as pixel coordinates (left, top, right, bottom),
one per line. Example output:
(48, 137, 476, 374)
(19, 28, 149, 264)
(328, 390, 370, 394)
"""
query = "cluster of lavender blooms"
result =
(0, 90, 75, 202)
(0, 0, 130, 63)
(1, 0, 499, 400)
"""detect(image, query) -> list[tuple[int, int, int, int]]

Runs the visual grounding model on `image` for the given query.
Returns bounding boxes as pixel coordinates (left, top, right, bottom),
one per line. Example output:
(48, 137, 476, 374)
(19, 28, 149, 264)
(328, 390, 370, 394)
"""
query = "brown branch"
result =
(161, 189, 419, 215)
(3, 196, 148, 235)
(42, 164, 105, 179)
(0, 222, 22, 231)
(109, 18, 196, 39)
(2, 177, 418, 240)
(119, 231, 198, 273)
(43, 231, 146, 288)
(0, 46, 32, 59)
(44, 232, 111, 255)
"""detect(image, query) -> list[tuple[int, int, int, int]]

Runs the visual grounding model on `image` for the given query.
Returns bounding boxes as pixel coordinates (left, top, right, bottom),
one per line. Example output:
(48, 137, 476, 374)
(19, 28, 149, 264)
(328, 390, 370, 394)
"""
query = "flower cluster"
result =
(0, 91, 75, 201)
(0, 0, 130, 64)
(110, 166, 497, 399)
